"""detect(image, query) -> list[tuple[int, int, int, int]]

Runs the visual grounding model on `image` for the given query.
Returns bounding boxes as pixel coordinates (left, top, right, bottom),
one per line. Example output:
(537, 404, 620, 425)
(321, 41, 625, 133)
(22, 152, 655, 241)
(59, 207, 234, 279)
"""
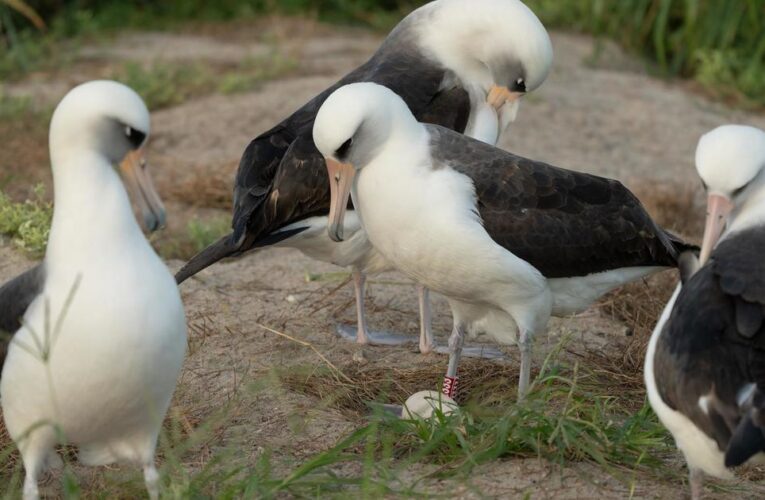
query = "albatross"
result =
(175, 0, 552, 354)
(0, 81, 186, 500)
(312, 82, 695, 399)
(645, 125, 765, 499)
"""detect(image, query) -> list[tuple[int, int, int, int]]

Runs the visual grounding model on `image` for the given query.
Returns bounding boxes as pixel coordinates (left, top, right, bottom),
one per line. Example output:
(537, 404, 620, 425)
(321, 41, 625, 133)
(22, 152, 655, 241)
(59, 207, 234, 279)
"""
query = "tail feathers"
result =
(664, 230, 700, 258)
(175, 233, 240, 284)
(725, 413, 765, 467)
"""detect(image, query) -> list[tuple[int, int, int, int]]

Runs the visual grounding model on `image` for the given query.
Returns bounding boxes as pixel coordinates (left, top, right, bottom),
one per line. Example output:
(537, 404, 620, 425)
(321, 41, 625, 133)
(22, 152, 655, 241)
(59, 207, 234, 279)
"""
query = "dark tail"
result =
(175, 234, 240, 284)
(175, 226, 310, 285)
(664, 230, 699, 255)
(725, 413, 765, 468)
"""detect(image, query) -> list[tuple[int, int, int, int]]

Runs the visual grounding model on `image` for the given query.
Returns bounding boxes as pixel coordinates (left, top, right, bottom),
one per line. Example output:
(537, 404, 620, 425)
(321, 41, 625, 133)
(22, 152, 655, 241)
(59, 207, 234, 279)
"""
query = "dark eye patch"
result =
(335, 138, 353, 160)
(512, 78, 526, 93)
(732, 182, 748, 198)
(125, 126, 147, 149)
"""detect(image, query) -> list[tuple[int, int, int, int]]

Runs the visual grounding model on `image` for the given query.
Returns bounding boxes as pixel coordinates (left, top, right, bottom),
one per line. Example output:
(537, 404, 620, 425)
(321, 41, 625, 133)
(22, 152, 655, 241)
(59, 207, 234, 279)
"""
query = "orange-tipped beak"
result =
(487, 85, 523, 110)
(699, 193, 734, 265)
(326, 158, 355, 242)
(119, 149, 166, 232)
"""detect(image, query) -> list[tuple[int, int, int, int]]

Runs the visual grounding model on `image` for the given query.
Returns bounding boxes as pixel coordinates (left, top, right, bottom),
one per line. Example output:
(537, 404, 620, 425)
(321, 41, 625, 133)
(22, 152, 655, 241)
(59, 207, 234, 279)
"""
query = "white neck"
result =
(46, 151, 146, 269)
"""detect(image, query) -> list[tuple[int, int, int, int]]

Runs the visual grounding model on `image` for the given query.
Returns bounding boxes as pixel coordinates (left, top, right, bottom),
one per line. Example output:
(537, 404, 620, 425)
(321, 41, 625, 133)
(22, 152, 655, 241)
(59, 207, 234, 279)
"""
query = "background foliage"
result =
(2, 0, 764, 107)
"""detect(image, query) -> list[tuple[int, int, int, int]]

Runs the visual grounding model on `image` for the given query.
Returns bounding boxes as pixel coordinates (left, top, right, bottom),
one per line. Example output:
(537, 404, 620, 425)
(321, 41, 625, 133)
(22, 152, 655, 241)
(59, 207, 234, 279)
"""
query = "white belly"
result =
(0, 249, 186, 461)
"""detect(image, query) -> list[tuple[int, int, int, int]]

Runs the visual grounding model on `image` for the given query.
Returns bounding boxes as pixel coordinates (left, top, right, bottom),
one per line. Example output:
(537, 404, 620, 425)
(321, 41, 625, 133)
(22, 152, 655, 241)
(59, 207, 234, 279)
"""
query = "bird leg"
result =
(689, 468, 704, 500)
(144, 462, 160, 500)
(518, 328, 533, 401)
(442, 325, 465, 398)
(352, 269, 370, 345)
(17, 427, 58, 500)
(418, 285, 435, 354)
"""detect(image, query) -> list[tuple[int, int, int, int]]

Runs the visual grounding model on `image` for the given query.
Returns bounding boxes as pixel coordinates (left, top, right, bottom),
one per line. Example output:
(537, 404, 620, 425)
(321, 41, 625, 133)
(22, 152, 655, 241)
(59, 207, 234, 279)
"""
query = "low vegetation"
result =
(4, 1, 763, 107)
(153, 215, 231, 261)
(111, 52, 297, 110)
(0, 184, 52, 257)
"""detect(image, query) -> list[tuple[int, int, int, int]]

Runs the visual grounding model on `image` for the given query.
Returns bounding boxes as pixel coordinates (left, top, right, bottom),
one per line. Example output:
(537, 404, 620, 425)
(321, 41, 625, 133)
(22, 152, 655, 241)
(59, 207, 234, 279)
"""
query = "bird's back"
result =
(426, 125, 688, 278)
(653, 226, 765, 471)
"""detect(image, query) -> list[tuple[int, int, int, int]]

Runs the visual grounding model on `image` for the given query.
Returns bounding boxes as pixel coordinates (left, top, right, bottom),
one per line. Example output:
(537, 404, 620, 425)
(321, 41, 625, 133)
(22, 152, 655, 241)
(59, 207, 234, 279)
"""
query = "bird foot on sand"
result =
(335, 324, 419, 346)
(335, 325, 506, 360)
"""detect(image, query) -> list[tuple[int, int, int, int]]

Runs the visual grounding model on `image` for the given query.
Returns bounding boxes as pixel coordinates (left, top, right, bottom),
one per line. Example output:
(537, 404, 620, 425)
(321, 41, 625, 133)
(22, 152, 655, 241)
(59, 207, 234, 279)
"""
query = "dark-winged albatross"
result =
(645, 125, 765, 500)
(0, 81, 186, 500)
(175, 0, 552, 354)
(312, 82, 694, 399)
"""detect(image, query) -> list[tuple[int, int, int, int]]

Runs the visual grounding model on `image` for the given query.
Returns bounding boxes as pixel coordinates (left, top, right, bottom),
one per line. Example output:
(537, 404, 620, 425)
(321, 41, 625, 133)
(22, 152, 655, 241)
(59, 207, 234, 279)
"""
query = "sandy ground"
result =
(3, 16, 765, 498)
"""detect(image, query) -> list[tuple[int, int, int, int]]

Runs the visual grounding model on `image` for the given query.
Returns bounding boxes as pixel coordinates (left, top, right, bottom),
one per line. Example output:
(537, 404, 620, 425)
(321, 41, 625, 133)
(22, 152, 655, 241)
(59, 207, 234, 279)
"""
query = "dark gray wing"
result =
(427, 125, 688, 278)
(177, 16, 468, 283)
(0, 263, 45, 369)
(653, 227, 765, 466)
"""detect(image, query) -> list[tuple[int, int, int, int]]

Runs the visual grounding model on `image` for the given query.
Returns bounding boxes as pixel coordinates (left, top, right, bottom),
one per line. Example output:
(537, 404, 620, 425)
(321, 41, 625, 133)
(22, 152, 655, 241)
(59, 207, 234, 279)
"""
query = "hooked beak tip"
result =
(328, 226, 344, 242)
(143, 210, 166, 233)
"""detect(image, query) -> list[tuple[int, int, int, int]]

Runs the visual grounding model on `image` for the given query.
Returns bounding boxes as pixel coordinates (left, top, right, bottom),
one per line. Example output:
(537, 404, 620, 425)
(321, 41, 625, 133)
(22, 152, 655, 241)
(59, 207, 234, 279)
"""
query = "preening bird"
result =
(174, 0, 552, 353)
(0, 81, 186, 500)
(312, 82, 694, 400)
(645, 124, 765, 500)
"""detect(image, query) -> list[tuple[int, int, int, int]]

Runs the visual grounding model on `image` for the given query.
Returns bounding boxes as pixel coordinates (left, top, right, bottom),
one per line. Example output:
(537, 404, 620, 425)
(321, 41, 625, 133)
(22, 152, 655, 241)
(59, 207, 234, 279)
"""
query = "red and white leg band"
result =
(442, 376, 458, 399)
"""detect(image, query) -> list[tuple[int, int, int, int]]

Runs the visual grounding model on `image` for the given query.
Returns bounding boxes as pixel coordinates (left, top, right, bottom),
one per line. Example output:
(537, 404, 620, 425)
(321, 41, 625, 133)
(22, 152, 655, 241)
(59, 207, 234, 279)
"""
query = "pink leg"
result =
(418, 285, 435, 354)
(352, 269, 370, 345)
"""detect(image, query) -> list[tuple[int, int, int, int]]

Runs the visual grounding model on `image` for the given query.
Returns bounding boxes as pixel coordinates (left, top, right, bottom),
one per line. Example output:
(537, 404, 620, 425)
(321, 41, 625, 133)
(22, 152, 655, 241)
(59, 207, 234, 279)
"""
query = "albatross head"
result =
(415, 0, 552, 119)
(49, 80, 165, 232)
(695, 124, 765, 263)
(313, 83, 419, 242)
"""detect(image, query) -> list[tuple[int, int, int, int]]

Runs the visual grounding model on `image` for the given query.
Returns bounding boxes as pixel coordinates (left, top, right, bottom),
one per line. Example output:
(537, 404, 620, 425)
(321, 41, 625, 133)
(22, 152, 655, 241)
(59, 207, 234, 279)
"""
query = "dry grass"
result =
(165, 165, 234, 210)
(279, 359, 520, 417)
(628, 178, 704, 237)
(583, 179, 702, 393)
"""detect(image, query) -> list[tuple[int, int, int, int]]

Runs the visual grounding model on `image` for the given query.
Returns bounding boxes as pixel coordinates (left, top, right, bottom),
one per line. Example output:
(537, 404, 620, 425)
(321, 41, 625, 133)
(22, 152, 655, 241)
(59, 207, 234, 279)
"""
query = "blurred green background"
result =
(2, 0, 765, 107)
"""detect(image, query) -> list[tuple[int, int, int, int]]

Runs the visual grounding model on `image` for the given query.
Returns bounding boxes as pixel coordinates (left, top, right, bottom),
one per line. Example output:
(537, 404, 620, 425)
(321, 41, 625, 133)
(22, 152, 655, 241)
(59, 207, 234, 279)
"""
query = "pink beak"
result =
(699, 193, 734, 265)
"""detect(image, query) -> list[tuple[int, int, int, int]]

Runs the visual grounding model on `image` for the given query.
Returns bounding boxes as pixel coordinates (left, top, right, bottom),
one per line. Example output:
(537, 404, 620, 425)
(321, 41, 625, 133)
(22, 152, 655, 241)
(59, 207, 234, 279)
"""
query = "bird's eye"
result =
(125, 126, 146, 149)
(732, 183, 748, 198)
(513, 78, 526, 93)
(335, 138, 353, 159)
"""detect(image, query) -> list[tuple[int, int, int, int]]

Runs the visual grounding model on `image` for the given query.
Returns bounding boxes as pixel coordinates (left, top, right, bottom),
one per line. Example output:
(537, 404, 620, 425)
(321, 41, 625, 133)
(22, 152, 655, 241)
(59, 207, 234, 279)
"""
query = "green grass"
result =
(0, 185, 52, 257)
(0, 336, 680, 498)
(526, 0, 765, 107)
(109, 52, 297, 109)
(154, 215, 230, 260)
(5, 1, 764, 106)
(0, 0, 417, 80)
(0, 89, 33, 119)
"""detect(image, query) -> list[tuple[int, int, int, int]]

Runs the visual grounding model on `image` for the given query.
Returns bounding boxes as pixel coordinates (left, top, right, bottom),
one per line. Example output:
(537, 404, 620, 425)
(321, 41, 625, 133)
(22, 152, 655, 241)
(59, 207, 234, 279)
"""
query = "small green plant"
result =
(218, 52, 298, 94)
(111, 54, 298, 109)
(0, 89, 32, 119)
(112, 62, 216, 110)
(0, 185, 52, 257)
(187, 216, 230, 254)
(154, 215, 230, 260)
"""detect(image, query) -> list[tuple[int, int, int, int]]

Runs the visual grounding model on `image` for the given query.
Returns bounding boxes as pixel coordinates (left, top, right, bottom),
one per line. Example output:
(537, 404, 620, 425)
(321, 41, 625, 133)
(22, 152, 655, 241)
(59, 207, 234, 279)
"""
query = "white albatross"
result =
(645, 125, 765, 499)
(312, 82, 694, 399)
(0, 81, 186, 500)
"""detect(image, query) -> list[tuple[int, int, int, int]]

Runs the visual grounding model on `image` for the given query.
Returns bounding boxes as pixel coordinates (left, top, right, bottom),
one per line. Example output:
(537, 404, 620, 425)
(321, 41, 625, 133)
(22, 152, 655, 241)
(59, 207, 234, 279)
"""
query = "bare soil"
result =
(2, 16, 765, 498)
